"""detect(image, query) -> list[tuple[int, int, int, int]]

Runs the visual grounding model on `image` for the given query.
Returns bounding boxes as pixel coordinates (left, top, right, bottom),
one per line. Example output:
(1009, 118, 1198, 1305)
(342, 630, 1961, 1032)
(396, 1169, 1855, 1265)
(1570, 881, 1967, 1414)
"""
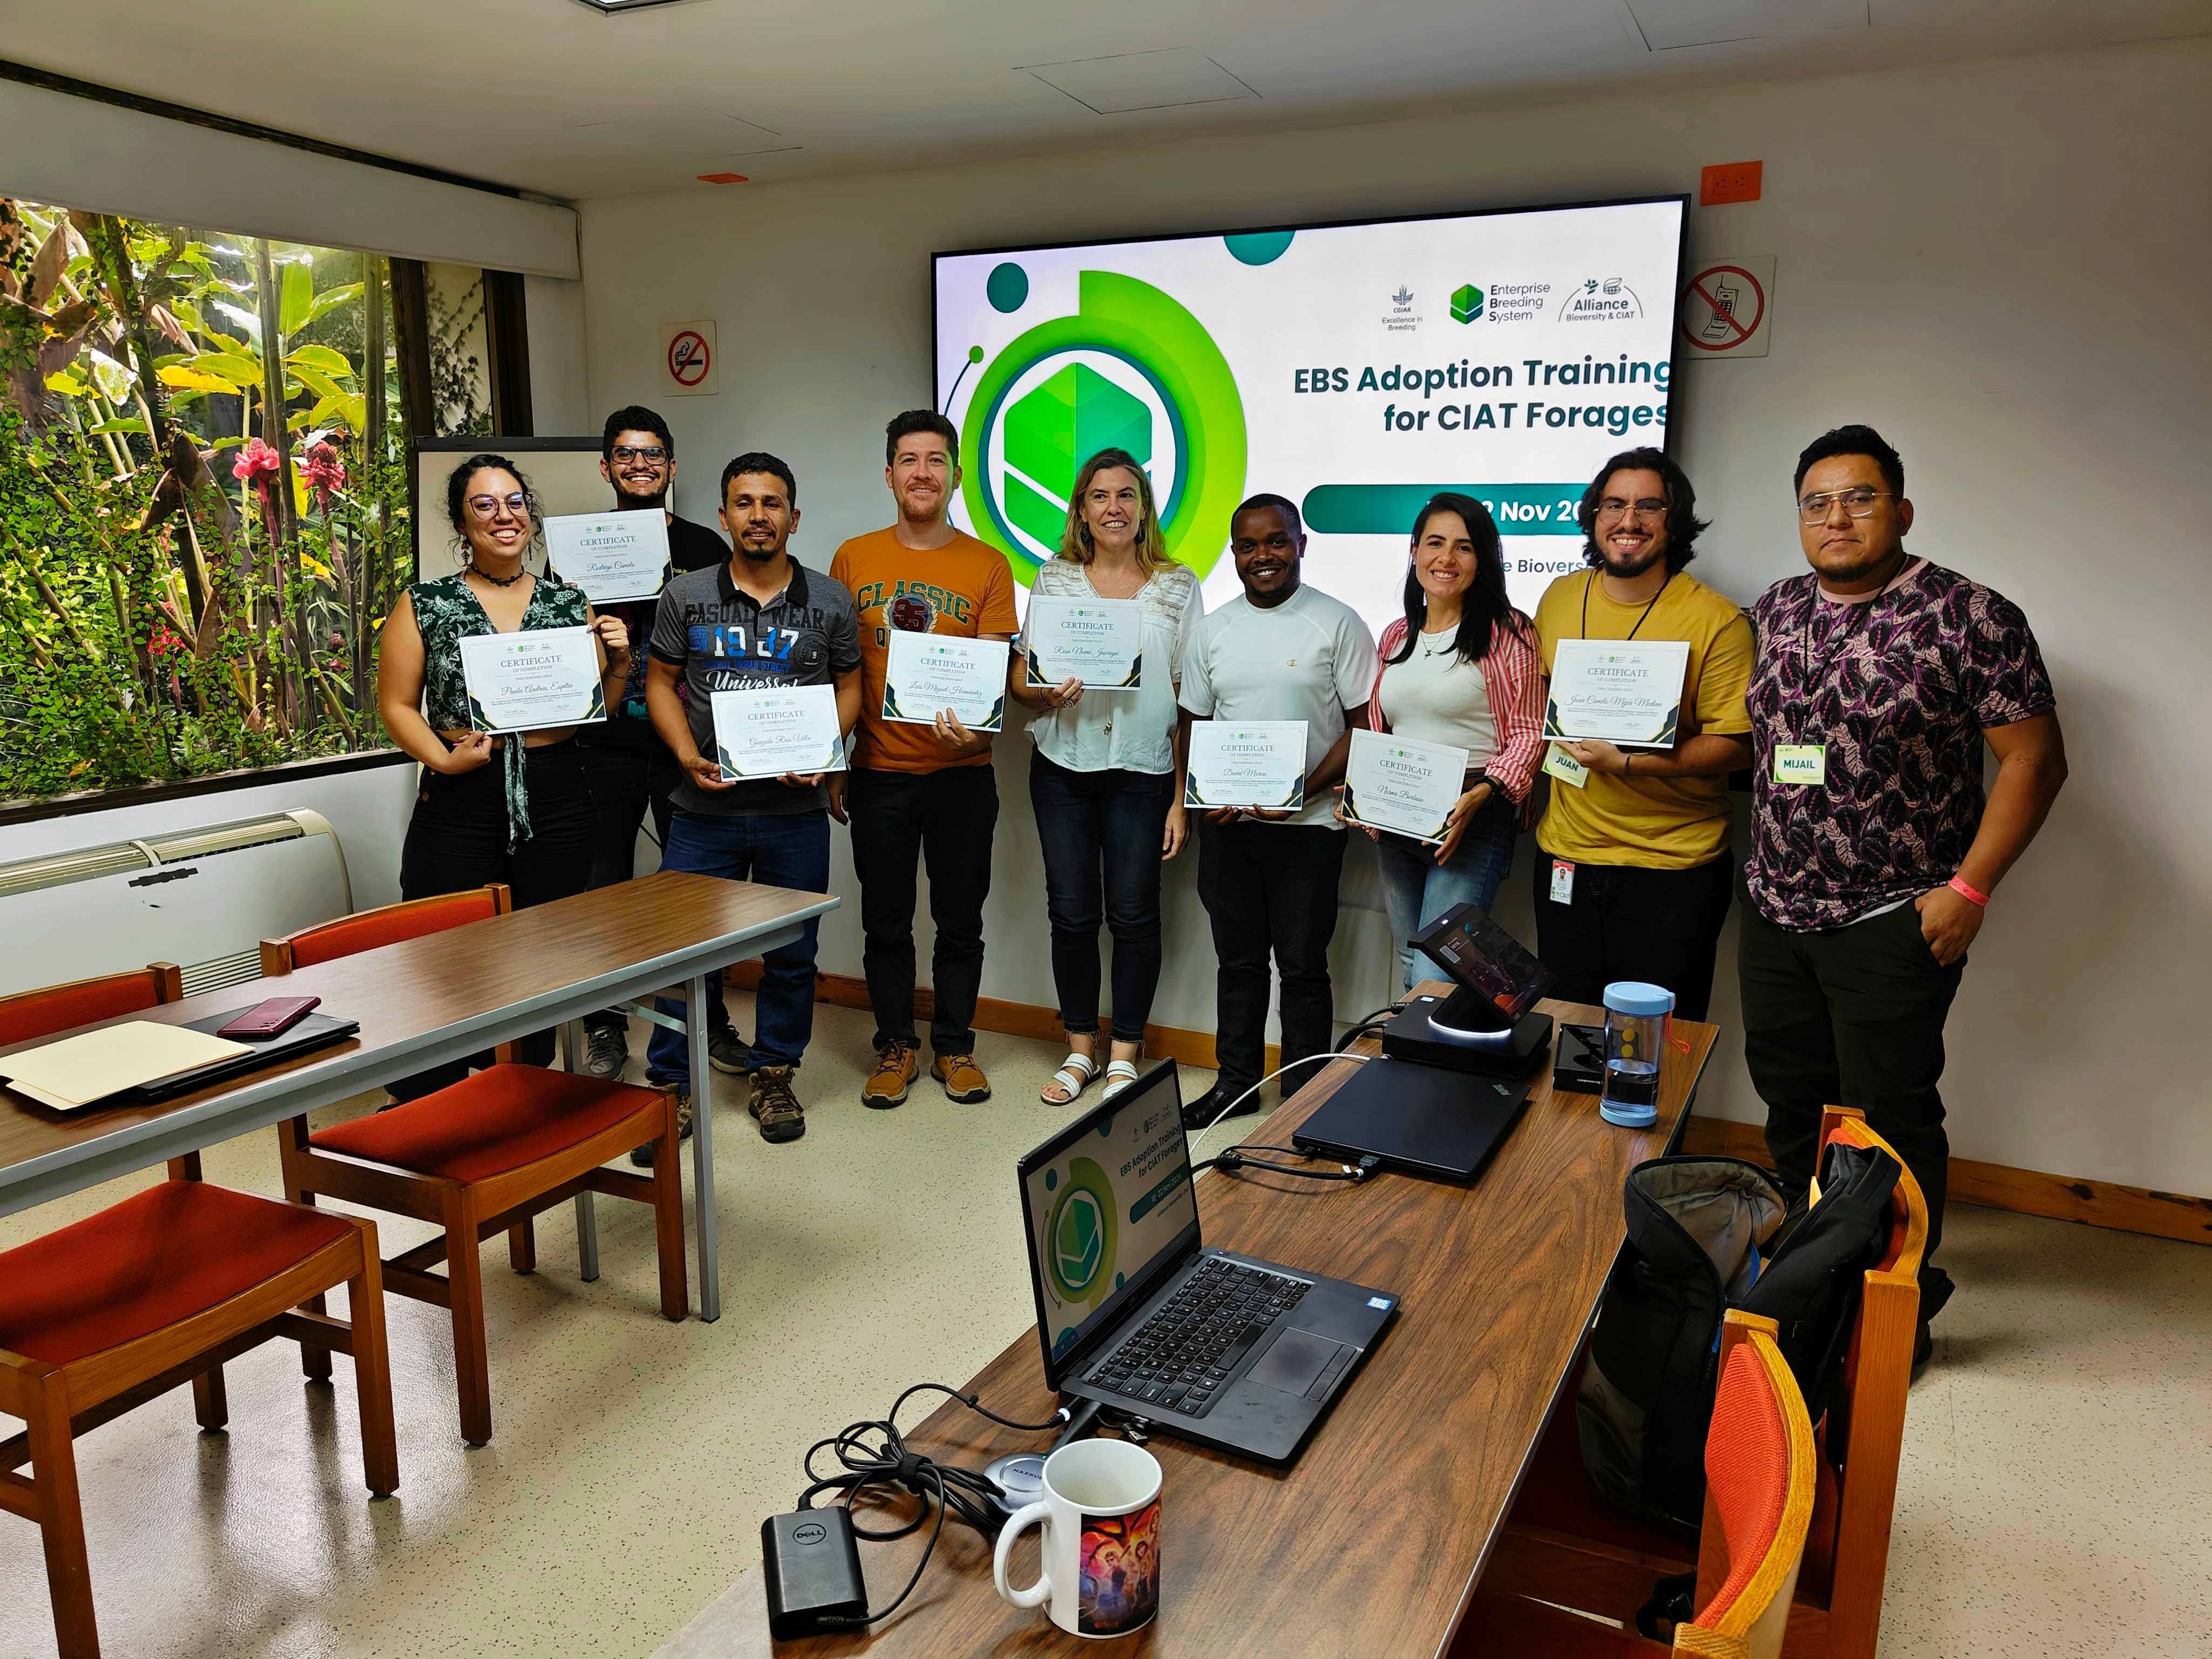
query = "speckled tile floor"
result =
(2, 1007, 2206, 1657)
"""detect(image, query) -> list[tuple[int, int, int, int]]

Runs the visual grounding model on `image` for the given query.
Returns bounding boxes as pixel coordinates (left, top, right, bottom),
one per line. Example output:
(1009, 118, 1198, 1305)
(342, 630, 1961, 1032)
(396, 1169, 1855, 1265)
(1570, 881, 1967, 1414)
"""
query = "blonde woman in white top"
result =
(1008, 448, 1202, 1104)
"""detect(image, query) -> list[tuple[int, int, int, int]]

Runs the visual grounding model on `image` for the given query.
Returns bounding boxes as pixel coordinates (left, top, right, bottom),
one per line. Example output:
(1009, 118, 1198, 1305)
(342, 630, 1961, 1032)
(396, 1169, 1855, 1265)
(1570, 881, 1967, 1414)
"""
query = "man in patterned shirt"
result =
(1741, 425, 2067, 1363)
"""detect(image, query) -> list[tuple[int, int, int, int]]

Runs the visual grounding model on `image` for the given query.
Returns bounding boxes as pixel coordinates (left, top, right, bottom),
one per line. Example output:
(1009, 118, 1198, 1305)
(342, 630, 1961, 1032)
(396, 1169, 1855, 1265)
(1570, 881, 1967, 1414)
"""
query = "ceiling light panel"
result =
(1624, 0, 1866, 51)
(1023, 49, 1259, 116)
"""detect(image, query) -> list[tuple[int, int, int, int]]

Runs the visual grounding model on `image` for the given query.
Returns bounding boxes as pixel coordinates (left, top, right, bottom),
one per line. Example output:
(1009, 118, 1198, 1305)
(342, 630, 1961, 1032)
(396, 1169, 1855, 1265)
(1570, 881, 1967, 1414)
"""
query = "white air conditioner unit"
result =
(0, 810, 353, 999)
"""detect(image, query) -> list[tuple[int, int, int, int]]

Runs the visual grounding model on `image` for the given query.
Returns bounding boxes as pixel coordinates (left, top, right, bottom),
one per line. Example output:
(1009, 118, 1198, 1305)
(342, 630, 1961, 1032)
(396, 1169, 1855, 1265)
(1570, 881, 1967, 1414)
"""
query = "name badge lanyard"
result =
(1788, 585, 1879, 748)
(1578, 569, 1672, 645)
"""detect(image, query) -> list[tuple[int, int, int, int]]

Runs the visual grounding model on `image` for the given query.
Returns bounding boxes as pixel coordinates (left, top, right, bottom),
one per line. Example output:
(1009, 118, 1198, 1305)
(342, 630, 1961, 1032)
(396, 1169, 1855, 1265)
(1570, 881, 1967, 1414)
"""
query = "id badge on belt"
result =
(1549, 859, 1575, 905)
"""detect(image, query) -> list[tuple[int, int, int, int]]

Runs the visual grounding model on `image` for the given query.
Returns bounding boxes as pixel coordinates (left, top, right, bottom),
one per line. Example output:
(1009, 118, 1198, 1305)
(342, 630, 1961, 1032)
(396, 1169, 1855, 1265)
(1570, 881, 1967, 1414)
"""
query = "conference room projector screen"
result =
(935, 195, 1688, 635)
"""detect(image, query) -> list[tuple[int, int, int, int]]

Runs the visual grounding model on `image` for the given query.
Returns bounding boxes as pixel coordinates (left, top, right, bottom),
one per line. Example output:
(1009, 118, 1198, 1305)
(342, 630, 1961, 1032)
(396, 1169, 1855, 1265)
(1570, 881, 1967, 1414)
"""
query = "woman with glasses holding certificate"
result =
(374, 453, 632, 1096)
(1007, 448, 1202, 1105)
(1351, 492, 1544, 994)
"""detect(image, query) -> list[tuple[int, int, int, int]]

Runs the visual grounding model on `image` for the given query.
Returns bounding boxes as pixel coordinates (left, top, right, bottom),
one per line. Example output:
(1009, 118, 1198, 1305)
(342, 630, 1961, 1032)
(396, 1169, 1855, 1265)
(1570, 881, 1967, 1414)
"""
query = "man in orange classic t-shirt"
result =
(829, 410, 1019, 1109)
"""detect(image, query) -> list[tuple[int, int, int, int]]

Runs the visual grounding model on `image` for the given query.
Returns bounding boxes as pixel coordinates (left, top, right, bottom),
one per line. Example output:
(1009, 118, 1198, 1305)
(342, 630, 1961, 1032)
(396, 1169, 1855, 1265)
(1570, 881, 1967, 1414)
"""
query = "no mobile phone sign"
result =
(1678, 258, 1773, 358)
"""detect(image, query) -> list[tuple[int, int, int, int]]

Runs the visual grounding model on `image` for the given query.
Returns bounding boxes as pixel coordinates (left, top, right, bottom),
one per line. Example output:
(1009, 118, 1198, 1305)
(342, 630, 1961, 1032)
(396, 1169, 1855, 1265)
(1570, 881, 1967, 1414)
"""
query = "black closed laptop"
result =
(1016, 1060, 1398, 1467)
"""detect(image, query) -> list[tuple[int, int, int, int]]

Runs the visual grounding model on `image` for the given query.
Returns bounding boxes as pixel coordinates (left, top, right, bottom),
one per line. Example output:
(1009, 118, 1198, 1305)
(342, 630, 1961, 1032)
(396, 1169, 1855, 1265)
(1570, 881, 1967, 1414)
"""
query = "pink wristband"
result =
(1947, 875, 1990, 908)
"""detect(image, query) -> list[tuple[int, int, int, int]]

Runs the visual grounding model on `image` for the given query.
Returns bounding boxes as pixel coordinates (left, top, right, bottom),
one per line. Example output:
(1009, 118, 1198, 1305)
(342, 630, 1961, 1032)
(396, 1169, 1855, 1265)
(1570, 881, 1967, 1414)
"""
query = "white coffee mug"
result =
(992, 1438, 1163, 1639)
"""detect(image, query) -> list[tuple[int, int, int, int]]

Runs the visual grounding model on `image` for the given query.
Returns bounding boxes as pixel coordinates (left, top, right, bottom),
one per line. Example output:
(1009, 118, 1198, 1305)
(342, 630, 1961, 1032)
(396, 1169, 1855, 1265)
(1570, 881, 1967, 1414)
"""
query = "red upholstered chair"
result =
(0, 969, 396, 1659)
(260, 886, 686, 1446)
(1456, 1311, 1817, 1658)
(1479, 1109, 1926, 1659)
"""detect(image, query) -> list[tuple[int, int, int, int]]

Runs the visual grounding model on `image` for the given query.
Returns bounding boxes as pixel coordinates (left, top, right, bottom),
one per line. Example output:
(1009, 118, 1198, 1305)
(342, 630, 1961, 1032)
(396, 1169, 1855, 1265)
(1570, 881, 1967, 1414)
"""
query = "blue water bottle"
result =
(1599, 981, 1674, 1129)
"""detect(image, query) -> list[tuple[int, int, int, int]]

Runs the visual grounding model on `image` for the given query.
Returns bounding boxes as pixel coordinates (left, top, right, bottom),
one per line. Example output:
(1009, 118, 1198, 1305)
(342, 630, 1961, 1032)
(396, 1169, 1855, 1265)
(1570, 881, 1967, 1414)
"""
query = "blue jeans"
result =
(1374, 794, 1517, 993)
(1028, 751, 1175, 1042)
(645, 809, 830, 1086)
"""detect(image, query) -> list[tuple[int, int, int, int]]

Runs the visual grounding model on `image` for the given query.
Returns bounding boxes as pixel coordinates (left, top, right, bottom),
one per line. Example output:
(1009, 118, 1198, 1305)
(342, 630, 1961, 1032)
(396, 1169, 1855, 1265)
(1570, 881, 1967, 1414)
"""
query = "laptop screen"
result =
(1017, 1062, 1200, 1388)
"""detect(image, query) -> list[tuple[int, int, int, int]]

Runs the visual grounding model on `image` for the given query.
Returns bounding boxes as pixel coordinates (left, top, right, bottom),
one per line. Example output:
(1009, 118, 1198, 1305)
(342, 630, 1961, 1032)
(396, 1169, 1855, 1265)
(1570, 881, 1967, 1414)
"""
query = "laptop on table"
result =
(1016, 1061, 1398, 1468)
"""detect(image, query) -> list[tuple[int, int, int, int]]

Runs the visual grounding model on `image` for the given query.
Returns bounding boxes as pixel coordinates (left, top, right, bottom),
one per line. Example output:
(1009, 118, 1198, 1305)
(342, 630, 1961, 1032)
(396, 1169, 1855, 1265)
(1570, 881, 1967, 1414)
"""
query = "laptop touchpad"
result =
(1246, 1328, 1346, 1397)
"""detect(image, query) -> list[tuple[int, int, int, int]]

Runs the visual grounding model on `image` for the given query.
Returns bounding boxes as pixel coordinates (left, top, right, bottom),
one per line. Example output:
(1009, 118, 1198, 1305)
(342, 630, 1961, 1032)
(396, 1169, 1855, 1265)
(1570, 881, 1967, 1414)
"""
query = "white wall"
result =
(0, 79, 579, 278)
(571, 38, 2211, 1193)
(524, 273, 592, 435)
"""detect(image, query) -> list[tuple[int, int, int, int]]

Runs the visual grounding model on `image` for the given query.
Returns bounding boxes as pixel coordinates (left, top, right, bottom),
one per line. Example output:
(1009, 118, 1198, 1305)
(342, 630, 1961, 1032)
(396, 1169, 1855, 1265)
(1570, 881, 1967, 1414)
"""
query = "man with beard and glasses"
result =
(576, 406, 744, 1082)
(1176, 493, 1377, 1132)
(830, 411, 1017, 1111)
(1530, 447, 1753, 1021)
(639, 453, 862, 1150)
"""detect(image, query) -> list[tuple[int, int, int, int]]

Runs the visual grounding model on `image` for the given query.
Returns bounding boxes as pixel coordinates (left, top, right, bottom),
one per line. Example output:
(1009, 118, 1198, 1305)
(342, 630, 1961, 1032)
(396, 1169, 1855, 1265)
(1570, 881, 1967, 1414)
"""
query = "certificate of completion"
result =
(542, 509, 670, 604)
(1023, 596, 1144, 689)
(458, 626, 606, 733)
(880, 631, 1008, 732)
(1184, 721, 1307, 811)
(1341, 730, 1469, 844)
(711, 684, 846, 780)
(1544, 638, 1692, 748)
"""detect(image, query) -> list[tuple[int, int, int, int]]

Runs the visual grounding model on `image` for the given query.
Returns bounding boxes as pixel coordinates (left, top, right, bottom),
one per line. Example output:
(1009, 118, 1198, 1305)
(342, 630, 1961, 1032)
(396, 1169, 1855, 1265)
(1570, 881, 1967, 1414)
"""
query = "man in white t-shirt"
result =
(1177, 494, 1379, 1132)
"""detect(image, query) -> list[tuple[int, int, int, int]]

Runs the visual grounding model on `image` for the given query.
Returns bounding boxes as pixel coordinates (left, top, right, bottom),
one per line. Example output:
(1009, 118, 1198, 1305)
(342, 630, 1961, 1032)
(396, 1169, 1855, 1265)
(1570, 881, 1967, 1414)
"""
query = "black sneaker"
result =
(749, 1067, 806, 1144)
(1181, 1084, 1257, 1135)
(631, 1091, 694, 1168)
(707, 1022, 749, 1076)
(581, 1023, 628, 1082)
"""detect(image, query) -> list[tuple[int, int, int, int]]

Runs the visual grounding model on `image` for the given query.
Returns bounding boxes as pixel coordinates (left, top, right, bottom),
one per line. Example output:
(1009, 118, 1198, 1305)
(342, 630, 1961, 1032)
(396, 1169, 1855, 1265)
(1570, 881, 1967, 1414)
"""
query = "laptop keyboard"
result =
(1085, 1259, 1311, 1418)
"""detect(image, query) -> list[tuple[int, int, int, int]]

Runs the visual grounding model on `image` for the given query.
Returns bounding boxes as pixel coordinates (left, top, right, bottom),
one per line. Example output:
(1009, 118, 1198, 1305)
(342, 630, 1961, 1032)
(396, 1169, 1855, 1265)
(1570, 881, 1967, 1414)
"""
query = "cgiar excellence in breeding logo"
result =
(950, 267, 1247, 587)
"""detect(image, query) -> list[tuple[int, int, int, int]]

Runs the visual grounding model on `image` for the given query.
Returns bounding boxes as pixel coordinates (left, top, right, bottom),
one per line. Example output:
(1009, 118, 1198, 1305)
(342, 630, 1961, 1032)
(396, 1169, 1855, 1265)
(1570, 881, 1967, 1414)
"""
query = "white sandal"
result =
(1102, 1060, 1142, 1100)
(1042, 1052, 1100, 1104)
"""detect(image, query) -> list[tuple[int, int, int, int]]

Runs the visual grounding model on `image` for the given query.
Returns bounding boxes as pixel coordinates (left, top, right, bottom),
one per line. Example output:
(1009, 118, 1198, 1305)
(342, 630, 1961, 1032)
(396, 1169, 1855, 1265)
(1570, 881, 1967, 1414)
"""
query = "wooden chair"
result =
(0, 967, 396, 1659)
(260, 886, 687, 1447)
(1481, 1108, 1925, 1659)
(1456, 1311, 1817, 1657)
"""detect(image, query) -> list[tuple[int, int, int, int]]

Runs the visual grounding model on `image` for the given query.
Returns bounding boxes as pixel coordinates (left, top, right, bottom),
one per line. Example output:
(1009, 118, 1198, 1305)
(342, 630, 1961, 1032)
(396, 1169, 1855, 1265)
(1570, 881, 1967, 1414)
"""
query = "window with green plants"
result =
(0, 198, 487, 807)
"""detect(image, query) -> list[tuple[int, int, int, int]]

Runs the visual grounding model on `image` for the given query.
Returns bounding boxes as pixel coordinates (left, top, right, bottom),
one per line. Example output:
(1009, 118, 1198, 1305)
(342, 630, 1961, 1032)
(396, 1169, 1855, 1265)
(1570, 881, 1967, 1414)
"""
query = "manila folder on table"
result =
(0, 1020, 252, 1111)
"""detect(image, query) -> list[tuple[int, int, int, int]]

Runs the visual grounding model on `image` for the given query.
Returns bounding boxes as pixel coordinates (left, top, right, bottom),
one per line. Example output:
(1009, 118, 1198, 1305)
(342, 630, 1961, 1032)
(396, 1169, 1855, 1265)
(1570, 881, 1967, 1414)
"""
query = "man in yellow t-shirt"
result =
(1532, 448, 1752, 1021)
(828, 411, 1019, 1109)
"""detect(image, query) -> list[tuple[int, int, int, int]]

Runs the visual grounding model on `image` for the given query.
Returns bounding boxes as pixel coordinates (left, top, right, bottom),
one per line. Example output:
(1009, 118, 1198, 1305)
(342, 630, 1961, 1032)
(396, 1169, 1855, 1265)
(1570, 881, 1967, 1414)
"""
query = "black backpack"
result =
(1575, 1138, 1902, 1539)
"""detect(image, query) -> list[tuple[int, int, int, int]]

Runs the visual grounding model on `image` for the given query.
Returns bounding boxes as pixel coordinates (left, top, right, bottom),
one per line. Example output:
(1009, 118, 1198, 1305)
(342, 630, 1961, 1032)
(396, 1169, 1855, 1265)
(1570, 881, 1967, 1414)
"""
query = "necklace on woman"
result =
(466, 562, 529, 588)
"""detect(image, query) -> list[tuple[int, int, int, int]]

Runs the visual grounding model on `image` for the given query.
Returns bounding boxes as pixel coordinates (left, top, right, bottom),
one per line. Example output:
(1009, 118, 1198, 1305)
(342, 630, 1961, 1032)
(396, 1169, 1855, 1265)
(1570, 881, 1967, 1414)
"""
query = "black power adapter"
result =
(761, 1508, 868, 1638)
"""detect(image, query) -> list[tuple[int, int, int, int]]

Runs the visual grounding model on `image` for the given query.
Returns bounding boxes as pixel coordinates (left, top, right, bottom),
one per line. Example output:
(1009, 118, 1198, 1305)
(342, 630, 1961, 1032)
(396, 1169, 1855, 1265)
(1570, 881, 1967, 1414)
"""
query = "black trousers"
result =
(847, 765, 998, 1056)
(1530, 849, 1735, 1022)
(1028, 752, 1175, 1042)
(392, 741, 596, 1101)
(1738, 898, 1963, 1319)
(1196, 819, 1348, 1102)
(575, 733, 726, 1037)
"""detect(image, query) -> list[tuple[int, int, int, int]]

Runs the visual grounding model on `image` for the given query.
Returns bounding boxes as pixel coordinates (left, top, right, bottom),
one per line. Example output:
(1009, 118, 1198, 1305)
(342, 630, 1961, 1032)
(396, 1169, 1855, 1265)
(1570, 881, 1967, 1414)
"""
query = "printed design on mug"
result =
(1077, 1498, 1161, 1636)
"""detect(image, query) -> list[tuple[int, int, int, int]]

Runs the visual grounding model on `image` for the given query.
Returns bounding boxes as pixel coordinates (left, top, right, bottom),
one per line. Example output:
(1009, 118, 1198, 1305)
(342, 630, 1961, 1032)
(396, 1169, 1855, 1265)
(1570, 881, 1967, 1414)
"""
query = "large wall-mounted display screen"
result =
(935, 195, 1688, 635)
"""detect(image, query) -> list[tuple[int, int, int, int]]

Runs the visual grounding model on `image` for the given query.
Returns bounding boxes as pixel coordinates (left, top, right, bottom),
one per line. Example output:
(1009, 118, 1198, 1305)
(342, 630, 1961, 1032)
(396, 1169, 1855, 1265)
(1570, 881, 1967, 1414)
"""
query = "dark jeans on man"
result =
(576, 733, 727, 1038)
(1532, 849, 1736, 1023)
(1196, 819, 1348, 1104)
(392, 740, 595, 1101)
(847, 765, 998, 1056)
(1738, 898, 1964, 1318)
(1028, 752, 1175, 1043)
(644, 810, 830, 1090)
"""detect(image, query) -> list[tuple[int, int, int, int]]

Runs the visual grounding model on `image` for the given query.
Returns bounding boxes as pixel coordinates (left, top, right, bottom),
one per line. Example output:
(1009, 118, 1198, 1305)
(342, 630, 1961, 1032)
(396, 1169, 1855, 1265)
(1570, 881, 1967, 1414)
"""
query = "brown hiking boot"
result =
(932, 1051, 992, 1103)
(749, 1067, 805, 1143)
(862, 1041, 919, 1109)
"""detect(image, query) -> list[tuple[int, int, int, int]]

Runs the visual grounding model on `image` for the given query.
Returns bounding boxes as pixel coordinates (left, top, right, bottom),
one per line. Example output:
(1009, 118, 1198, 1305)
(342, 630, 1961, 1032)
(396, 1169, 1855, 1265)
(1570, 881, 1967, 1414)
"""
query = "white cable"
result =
(1186, 1049, 1374, 1163)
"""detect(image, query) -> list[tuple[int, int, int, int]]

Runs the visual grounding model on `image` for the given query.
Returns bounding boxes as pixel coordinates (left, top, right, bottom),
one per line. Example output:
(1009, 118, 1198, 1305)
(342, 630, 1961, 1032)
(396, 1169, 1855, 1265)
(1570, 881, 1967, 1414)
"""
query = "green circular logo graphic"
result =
(1044, 1156, 1118, 1306)
(958, 270, 1247, 588)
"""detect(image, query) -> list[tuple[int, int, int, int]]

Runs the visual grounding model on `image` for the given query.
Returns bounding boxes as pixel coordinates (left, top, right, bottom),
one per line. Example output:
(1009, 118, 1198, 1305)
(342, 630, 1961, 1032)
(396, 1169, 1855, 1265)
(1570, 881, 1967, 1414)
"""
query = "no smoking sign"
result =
(659, 319, 718, 396)
(1678, 257, 1774, 358)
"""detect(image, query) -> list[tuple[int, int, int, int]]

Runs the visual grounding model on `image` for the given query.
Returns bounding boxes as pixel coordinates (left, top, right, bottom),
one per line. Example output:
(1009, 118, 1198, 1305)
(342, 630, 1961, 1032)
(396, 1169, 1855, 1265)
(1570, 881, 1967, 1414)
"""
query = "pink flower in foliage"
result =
(148, 626, 186, 658)
(232, 438, 281, 483)
(301, 440, 347, 508)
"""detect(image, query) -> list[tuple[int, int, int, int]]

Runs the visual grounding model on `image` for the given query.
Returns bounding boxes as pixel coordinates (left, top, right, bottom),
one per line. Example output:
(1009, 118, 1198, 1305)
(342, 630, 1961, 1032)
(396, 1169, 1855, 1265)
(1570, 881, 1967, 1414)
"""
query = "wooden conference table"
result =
(0, 871, 837, 1323)
(752, 992, 1715, 1659)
